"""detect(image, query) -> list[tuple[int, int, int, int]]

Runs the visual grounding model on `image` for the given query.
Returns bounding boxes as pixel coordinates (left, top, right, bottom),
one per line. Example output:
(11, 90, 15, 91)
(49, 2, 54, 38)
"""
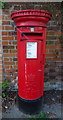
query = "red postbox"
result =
(11, 10, 52, 113)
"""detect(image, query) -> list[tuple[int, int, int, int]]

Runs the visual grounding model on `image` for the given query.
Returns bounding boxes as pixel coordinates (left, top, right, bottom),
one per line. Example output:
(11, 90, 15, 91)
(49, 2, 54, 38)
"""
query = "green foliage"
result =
(0, 1, 5, 8)
(29, 112, 48, 119)
(0, 83, 2, 89)
(0, 80, 9, 90)
(2, 92, 6, 98)
(2, 80, 9, 90)
(0, 80, 9, 98)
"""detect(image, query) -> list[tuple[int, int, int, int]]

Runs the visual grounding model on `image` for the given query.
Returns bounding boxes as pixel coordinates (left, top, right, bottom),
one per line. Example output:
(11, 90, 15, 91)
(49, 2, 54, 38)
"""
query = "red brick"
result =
(4, 58, 13, 62)
(2, 32, 8, 35)
(9, 41, 14, 45)
(4, 53, 17, 57)
(4, 58, 9, 61)
(4, 26, 13, 30)
(46, 54, 54, 57)
(10, 49, 17, 53)
(8, 31, 17, 36)
(0, 16, 2, 20)
(47, 31, 62, 35)
(2, 37, 14, 40)
(56, 76, 61, 79)
(0, 65, 2, 68)
(54, 41, 60, 44)
(4, 62, 14, 65)
(0, 26, 2, 30)
(2, 25, 14, 30)
(3, 65, 9, 69)
(3, 11, 9, 15)
(46, 45, 60, 49)
(0, 61, 2, 64)
(46, 45, 56, 49)
(2, 21, 10, 25)
(2, 26, 5, 30)
(10, 58, 13, 61)
(47, 36, 58, 40)
(15, 61, 18, 64)
(0, 68, 2, 72)
(46, 49, 49, 53)
(45, 57, 52, 61)
(59, 49, 63, 52)
(52, 58, 61, 61)
(13, 41, 17, 45)
(2, 41, 8, 45)
(3, 46, 14, 49)
(0, 76, 2, 80)
(3, 49, 8, 53)
(6, 69, 15, 72)
(9, 41, 17, 45)
(14, 65, 18, 69)
(5, 16, 11, 20)
(0, 71, 2, 74)
(47, 27, 61, 31)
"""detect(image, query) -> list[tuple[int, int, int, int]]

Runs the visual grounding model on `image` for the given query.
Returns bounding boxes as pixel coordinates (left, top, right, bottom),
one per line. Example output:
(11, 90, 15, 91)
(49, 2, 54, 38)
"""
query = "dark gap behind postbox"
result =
(21, 32, 43, 40)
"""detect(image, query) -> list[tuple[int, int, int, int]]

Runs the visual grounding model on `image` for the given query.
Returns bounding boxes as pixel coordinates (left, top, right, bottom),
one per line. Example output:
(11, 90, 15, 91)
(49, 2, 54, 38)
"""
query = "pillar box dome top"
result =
(11, 9, 52, 27)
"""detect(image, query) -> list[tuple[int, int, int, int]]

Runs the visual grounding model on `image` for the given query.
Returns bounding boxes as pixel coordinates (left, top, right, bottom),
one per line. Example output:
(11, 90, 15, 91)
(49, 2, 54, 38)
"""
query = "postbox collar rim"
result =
(11, 9, 52, 17)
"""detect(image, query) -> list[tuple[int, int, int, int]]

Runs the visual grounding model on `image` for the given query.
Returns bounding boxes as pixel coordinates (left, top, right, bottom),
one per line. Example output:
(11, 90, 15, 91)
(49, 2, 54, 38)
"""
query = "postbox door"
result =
(24, 40, 44, 99)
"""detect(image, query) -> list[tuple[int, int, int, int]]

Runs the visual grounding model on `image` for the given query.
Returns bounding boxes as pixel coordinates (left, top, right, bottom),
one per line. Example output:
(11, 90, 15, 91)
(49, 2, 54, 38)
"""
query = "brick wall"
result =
(2, 2, 63, 90)
(0, 8, 2, 85)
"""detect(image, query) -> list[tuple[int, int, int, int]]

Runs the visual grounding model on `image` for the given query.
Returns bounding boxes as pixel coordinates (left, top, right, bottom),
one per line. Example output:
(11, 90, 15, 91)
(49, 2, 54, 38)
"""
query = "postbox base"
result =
(17, 95, 43, 114)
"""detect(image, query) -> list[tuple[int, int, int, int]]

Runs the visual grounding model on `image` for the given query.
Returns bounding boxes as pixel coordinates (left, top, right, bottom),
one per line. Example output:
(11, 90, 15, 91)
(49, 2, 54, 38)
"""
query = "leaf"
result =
(0, 84, 2, 89)
(2, 80, 9, 90)
(2, 92, 6, 97)
(0, 1, 5, 8)
(29, 112, 48, 119)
